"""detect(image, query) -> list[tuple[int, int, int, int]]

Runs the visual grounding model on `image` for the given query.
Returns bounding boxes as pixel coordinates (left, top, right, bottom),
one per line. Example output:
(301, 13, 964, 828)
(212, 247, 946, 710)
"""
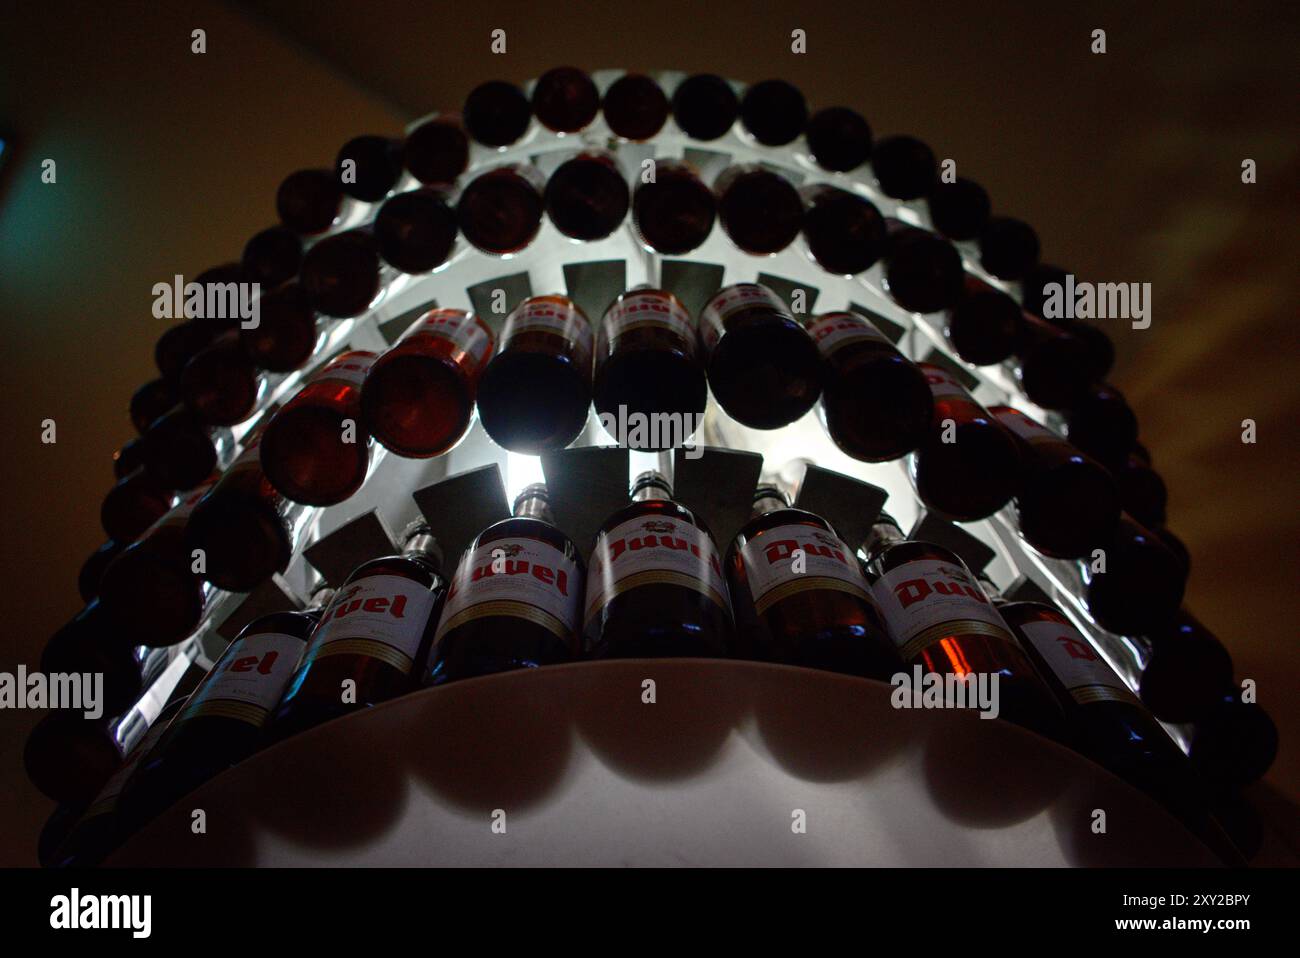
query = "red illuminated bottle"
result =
(335, 134, 404, 203)
(404, 114, 469, 185)
(700, 282, 822, 429)
(926, 177, 991, 241)
(241, 225, 302, 288)
(988, 405, 1121, 558)
(100, 467, 172, 543)
(427, 484, 583, 684)
(911, 363, 1021, 521)
(863, 514, 1066, 739)
(373, 187, 458, 273)
(239, 281, 319, 372)
(881, 219, 964, 313)
(592, 287, 707, 449)
(800, 185, 887, 276)
(1065, 381, 1139, 468)
(739, 78, 807, 146)
(125, 591, 331, 822)
(259, 350, 377, 506)
(602, 73, 668, 141)
(462, 80, 532, 146)
(998, 596, 1209, 817)
(978, 216, 1039, 281)
(671, 73, 738, 141)
(1013, 312, 1103, 410)
(269, 525, 445, 740)
(544, 151, 630, 241)
(532, 66, 599, 132)
(631, 159, 716, 254)
(715, 164, 803, 254)
(78, 540, 125, 602)
(129, 378, 179, 434)
(180, 329, 261, 426)
(361, 308, 494, 457)
(805, 106, 872, 172)
(456, 164, 546, 254)
(944, 274, 1025, 366)
(98, 480, 215, 646)
(727, 486, 899, 678)
(184, 428, 297, 592)
(585, 471, 734, 659)
(871, 135, 937, 200)
(1139, 610, 1234, 723)
(476, 295, 594, 453)
(138, 405, 226, 492)
(276, 168, 346, 235)
(299, 227, 382, 318)
(1082, 513, 1186, 636)
(810, 310, 933, 461)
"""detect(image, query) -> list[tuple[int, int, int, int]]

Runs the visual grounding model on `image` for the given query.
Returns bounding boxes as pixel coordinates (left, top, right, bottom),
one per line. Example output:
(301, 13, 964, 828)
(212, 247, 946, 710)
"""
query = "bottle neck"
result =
(402, 531, 441, 568)
(631, 471, 672, 503)
(751, 485, 790, 517)
(867, 518, 907, 553)
(514, 494, 554, 523)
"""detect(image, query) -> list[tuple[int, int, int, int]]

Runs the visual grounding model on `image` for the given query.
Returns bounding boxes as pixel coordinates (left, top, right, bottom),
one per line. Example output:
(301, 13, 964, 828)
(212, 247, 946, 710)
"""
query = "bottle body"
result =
(456, 164, 546, 255)
(180, 329, 260, 426)
(631, 160, 716, 255)
(544, 151, 629, 241)
(715, 165, 802, 255)
(1082, 513, 1186, 635)
(299, 228, 382, 318)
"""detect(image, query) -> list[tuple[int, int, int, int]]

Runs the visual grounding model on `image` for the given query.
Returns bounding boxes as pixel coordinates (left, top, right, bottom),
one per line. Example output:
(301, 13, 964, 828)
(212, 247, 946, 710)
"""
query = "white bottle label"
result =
(304, 574, 438, 675)
(991, 406, 1060, 446)
(741, 523, 871, 615)
(585, 515, 731, 625)
(180, 630, 306, 727)
(434, 538, 582, 645)
(699, 283, 788, 353)
(1018, 619, 1139, 706)
(871, 558, 1012, 661)
(602, 290, 695, 342)
(807, 312, 889, 358)
(917, 363, 971, 402)
(312, 350, 378, 387)
(410, 309, 494, 370)
(505, 298, 593, 369)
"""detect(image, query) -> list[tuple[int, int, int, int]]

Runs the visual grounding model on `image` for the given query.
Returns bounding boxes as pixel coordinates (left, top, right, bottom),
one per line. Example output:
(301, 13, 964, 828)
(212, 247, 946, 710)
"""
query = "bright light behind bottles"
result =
(505, 451, 546, 504)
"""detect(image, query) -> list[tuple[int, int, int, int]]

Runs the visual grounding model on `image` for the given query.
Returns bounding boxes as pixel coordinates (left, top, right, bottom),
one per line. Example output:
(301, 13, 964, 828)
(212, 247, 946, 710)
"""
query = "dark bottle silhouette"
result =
(456, 164, 546, 255)
(810, 310, 932, 462)
(1189, 694, 1278, 787)
(404, 114, 469, 185)
(632, 159, 716, 254)
(299, 228, 382, 318)
(1013, 311, 1101, 411)
(1082, 513, 1186, 636)
(184, 429, 295, 592)
(428, 485, 583, 684)
(361, 308, 494, 457)
(241, 225, 302, 288)
(24, 713, 123, 806)
(1112, 451, 1168, 528)
(739, 78, 807, 146)
(800, 185, 886, 275)
(592, 287, 706, 450)
(125, 595, 329, 824)
(544, 151, 630, 240)
(98, 481, 214, 646)
(276, 168, 345, 235)
(269, 526, 445, 741)
(871, 135, 937, 199)
(864, 515, 1066, 740)
(139, 405, 223, 492)
(154, 316, 235, 386)
(911, 363, 1021, 521)
(1139, 610, 1234, 723)
(260, 350, 377, 506)
(927, 178, 991, 241)
(42, 601, 143, 717)
(728, 487, 899, 678)
(602, 73, 668, 141)
(462, 80, 532, 146)
(335, 134, 404, 202)
(129, 378, 179, 435)
(239, 282, 318, 373)
(112, 437, 149, 480)
(532, 66, 599, 132)
(1065, 381, 1139, 468)
(671, 73, 738, 140)
(700, 282, 821, 429)
(989, 405, 1121, 558)
(999, 597, 1213, 824)
(944, 274, 1025, 366)
(715, 164, 802, 254)
(100, 467, 172, 544)
(881, 219, 964, 313)
(78, 541, 125, 603)
(585, 471, 734, 659)
(978, 216, 1039, 280)
(1020, 263, 1069, 319)
(374, 187, 458, 273)
(476, 294, 593, 453)
(180, 329, 260, 426)
(805, 106, 872, 172)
